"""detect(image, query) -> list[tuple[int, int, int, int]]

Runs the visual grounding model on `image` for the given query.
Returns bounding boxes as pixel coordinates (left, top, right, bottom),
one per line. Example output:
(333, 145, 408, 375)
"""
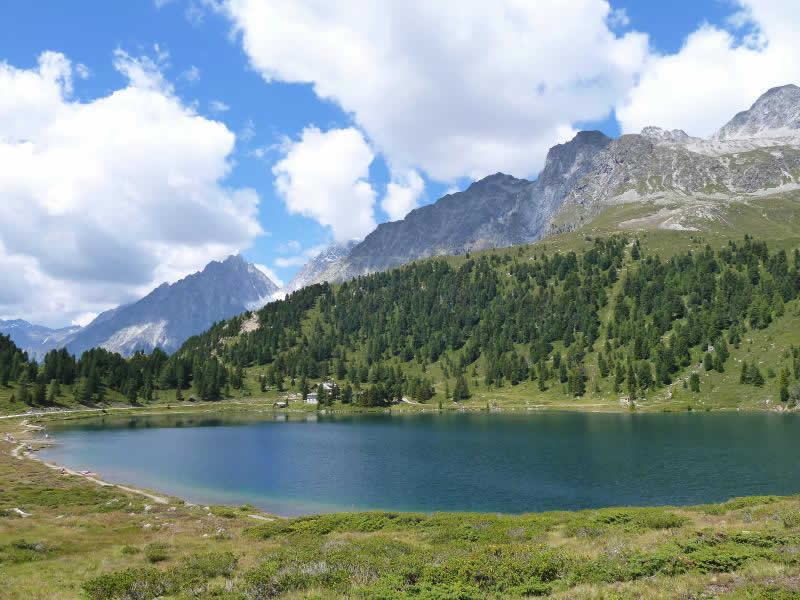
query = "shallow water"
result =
(39, 410, 800, 515)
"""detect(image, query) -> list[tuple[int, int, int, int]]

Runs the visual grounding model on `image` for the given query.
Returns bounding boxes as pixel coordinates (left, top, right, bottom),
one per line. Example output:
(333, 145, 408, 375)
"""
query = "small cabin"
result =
(305, 392, 318, 405)
(273, 401, 287, 408)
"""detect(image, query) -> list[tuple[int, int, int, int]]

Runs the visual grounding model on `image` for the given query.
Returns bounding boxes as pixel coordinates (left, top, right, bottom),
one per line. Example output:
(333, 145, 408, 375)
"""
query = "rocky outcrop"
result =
(288, 84, 800, 288)
(285, 240, 359, 292)
(715, 84, 800, 141)
(65, 255, 278, 356)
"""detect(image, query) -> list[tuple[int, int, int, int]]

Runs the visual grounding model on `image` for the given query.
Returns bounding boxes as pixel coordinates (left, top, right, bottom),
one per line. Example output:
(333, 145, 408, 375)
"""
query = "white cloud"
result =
(0, 50, 263, 327)
(278, 239, 301, 254)
(274, 255, 307, 268)
(218, 0, 648, 181)
(239, 118, 255, 141)
(274, 242, 328, 269)
(210, 99, 230, 112)
(181, 65, 201, 82)
(185, 1, 206, 26)
(382, 169, 424, 221)
(254, 263, 284, 287)
(71, 312, 98, 327)
(608, 8, 630, 28)
(75, 63, 90, 79)
(272, 126, 377, 241)
(618, 0, 800, 137)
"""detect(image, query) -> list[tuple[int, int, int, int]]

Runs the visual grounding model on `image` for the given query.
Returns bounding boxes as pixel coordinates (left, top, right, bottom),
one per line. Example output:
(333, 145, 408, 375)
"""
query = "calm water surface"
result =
(39, 411, 800, 515)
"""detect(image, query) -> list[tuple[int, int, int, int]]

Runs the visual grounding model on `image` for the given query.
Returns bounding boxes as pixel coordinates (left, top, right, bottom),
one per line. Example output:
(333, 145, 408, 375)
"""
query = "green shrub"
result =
(0, 485, 116, 508)
(121, 545, 141, 555)
(144, 542, 170, 563)
(0, 539, 52, 565)
(182, 552, 238, 578)
(210, 506, 239, 519)
(636, 511, 687, 530)
(82, 568, 177, 600)
(722, 585, 800, 599)
(783, 511, 800, 529)
(688, 542, 760, 573)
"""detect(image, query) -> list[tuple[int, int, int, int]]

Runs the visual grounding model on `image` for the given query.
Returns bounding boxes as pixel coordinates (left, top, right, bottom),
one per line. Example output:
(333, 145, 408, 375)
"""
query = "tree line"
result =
(2, 234, 800, 408)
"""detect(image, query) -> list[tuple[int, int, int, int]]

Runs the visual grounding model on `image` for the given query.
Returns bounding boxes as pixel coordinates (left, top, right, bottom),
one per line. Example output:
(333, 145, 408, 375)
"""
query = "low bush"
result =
(182, 552, 238, 578)
(82, 568, 177, 600)
(144, 542, 170, 563)
(636, 510, 688, 530)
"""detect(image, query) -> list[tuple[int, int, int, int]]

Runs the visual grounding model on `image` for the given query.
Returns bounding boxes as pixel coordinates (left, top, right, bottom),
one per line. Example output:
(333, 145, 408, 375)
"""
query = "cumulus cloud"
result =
(272, 126, 377, 241)
(181, 65, 201, 82)
(0, 50, 262, 326)
(253, 263, 284, 288)
(210, 99, 230, 112)
(618, 0, 800, 136)
(218, 0, 648, 181)
(382, 169, 424, 221)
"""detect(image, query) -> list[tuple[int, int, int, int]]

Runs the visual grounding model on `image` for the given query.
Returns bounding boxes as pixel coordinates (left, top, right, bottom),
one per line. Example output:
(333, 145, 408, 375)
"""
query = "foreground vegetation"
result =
(3, 417, 800, 599)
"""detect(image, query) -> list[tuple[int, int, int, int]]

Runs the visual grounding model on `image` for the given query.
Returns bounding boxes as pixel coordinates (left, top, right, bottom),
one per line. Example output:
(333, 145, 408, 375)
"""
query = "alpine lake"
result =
(38, 410, 800, 516)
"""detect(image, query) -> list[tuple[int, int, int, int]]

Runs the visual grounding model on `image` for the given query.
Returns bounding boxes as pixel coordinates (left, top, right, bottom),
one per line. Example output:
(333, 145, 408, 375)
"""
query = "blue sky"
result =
(1, 0, 796, 326)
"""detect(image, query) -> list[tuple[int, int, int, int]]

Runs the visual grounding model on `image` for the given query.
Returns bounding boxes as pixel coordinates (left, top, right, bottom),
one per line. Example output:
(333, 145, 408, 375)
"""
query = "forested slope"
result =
(3, 232, 800, 413)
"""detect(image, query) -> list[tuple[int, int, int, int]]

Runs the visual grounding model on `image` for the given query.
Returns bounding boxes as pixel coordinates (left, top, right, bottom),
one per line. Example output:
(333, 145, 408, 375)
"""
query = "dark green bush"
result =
(0, 540, 52, 565)
(82, 567, 177, 600)
(688, 542, 760, 573)
(636, 510, 687, 530)
(182, 552, 238, 578)
(144, 542, 170, 563)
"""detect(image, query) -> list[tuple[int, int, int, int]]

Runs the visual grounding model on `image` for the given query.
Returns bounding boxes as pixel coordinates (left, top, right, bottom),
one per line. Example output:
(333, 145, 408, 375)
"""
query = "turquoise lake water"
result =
(38, 411, 800, 515)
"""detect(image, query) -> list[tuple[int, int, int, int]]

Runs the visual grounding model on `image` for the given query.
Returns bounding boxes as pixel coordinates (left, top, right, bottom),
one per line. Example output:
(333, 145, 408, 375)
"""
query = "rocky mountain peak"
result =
(63, 255, 278, 357)
(285, 240, 360, 293)
(715, 83, 800, 140)
(640, 126, 694, 144)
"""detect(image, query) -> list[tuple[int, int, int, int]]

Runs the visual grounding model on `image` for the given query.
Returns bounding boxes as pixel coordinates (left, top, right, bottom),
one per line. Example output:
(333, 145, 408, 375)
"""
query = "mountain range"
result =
(2, 255, 277, 359)
(5, 84, 800, 359)
(295, 84, 800, 286)
(0, 320, 81, 361)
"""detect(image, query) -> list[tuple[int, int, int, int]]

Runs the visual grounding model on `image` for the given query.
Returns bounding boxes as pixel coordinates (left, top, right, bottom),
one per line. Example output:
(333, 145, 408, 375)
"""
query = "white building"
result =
(305, 392, 318, 405)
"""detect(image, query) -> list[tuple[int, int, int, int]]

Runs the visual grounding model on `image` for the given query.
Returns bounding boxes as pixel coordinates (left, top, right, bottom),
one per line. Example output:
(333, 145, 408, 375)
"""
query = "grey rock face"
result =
(285, 240, 359, 292)
(0, 320, 81, 360)
(340, 173, 533, 278)
(715, 84, 800, 140)
(640, 126, 698, 145)
(65, 255, 278, 357)
(288, 84, 800, 289)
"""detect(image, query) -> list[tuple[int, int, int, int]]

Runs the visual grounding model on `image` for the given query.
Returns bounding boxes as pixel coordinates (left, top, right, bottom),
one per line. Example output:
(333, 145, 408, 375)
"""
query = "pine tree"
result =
(626, 362, 637, 398)
(689, 372, 700, 392)
(342, 383, 353, 404)
(598, 353, 609, 378)
(703, 352, 714, 371)
(16, 372, 30, 405)
(34, 377, 46, 405)
(750, 364, 765, 387)
(740, 361, 749, 384)
(453, 375, 470, 401)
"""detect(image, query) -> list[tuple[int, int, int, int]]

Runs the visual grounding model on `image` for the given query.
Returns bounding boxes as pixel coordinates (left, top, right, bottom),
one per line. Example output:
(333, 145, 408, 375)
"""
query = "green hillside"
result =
(4, 194, 800, 416)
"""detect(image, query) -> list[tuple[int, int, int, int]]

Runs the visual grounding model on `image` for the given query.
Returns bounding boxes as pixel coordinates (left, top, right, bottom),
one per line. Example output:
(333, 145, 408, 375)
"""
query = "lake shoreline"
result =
(3, 391, 796, 427)
(22, 407, 800, 519)
(5, 410, 800, 598)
